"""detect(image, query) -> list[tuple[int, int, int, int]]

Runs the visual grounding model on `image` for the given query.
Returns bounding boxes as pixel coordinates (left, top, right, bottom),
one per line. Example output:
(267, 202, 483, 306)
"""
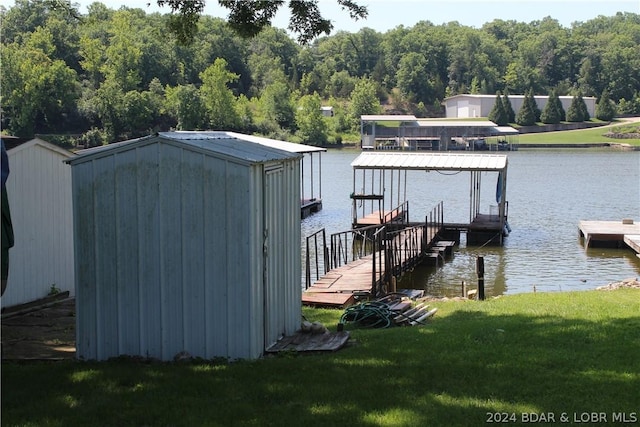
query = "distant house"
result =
(1, 138, 75, 309)
(68, 131, 303, 361)
(443, 94, 596, 119)
(321, 106, 334, 117)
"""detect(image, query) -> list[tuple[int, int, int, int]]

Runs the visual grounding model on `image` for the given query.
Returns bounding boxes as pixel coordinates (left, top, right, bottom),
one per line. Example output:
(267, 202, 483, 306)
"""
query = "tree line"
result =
(2, 0, 640, 146)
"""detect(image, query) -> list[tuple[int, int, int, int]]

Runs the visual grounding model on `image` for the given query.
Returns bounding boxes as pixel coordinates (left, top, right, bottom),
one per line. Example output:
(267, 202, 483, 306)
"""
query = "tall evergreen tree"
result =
(577, 93, 590, 121)
(566, 93, 590, 122)
(488, 91, 508, 126)
(502, 92, 515, 123)
(540, 89, 563, 124)
(551, 89, 565, 121)
(515, 89, 538, 126)
(595, 89, 616, 121)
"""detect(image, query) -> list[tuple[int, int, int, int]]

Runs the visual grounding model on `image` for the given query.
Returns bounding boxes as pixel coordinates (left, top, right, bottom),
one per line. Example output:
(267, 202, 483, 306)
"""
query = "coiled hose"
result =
(339, 301, 397, 329)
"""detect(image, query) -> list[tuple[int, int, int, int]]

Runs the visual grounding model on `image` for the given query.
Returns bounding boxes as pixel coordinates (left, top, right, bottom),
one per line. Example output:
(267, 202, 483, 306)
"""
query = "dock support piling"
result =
(476, 256, 485, 301)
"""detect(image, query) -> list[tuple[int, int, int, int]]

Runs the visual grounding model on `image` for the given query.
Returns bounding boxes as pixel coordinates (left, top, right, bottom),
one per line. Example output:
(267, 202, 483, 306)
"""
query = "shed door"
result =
(263, 165, 286, 349)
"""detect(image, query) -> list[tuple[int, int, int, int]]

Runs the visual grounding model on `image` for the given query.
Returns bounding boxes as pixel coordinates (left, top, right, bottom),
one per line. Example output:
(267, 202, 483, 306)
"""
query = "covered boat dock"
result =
(360, 115, 518, 151)
(350, 151, 510, 245)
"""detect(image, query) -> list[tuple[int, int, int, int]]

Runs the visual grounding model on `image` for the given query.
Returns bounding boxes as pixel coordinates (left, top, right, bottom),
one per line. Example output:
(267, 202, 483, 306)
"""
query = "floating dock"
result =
(579, 220, 640, 255)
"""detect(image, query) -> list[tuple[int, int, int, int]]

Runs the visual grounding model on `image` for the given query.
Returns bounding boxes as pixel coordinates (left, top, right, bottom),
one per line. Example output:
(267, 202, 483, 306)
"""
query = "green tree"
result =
(515, 89, 538, 126)
(164, 84, 206, 130)
(247, 26, 299, 96)
(349, 78, 381, 128)
(92, 78, 126, 140)
(540, 89, 564, 124)
(259, 79, 296, 132)
(0, 27, 79, 136)
(502, 92, 516, 123)
(327, 70, 357, 99)
(396, 52, 433, 103)
(576, 93, 590, 121)
(295, 92, 327, 145)
(101, 10, 143, 92)
(79, 34, 105, 89)
(199, 58, 241, 130)
(617, 92, 640, 115)
(566, 93, 590, 122)
(488, 91, 508, 126)
(595, 89, 616, 121)
(157, 0, 367, 44)
(191, 17, 250, 94)
(551, 89, 566, 121)
(566, 94, 583, 122)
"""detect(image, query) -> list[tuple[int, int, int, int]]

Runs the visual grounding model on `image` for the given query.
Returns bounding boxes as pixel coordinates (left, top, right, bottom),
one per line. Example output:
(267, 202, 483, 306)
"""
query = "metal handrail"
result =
(305, 228, 328, 289)
(381, 200, 409, 224)
(425, 201, 444, 247)
(304, 202, 445, 295)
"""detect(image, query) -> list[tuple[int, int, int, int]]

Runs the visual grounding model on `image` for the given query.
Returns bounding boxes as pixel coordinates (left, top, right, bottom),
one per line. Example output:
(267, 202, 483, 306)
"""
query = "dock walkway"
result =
(303, 224, 452, 308)
(579, 220, 640, 255)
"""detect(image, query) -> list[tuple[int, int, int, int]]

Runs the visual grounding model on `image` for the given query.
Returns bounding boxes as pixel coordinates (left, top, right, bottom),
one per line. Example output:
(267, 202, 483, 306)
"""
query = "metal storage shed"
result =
(2, 137, 75, 309)
(68, 132, 302, 361)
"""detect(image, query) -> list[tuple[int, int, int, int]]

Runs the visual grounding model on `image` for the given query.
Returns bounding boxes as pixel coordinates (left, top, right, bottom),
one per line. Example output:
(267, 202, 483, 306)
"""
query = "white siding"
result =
(3, 139, 74, 308)
(444, 94, 597, 118)
(71, 134, 301, 361)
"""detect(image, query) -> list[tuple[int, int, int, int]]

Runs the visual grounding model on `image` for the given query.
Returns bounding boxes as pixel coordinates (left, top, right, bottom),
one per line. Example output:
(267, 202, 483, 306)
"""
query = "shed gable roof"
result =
(6, 138, 74, 158)
(68, 132, 301, 166)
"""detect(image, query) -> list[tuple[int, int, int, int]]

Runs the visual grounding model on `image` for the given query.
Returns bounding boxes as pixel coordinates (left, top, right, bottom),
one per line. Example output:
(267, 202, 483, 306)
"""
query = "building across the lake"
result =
(360, 115, 518, 151)
(443, 94, 596, 119)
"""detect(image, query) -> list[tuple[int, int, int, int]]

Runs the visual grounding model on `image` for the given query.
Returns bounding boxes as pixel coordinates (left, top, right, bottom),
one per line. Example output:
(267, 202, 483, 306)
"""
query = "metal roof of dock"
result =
(351, 152, 508, 171)
(223, 131, 326, 154)
(491, 126, 519, 134)
(415, 120, 497, 128)
(361, 115, 418, 122)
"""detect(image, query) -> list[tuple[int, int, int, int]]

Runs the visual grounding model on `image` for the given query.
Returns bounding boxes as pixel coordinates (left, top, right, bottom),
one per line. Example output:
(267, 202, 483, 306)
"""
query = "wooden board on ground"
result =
(302, 292, 355, 308)
(266, 331, 350, 353)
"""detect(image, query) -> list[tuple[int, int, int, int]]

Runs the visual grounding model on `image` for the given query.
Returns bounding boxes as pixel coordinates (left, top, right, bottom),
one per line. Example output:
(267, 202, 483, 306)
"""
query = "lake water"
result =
(301, 148, 640, 297)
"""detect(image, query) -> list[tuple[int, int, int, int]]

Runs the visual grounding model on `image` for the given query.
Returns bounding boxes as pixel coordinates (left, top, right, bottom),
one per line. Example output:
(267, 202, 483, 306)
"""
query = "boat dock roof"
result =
(351, 152, 508, 171)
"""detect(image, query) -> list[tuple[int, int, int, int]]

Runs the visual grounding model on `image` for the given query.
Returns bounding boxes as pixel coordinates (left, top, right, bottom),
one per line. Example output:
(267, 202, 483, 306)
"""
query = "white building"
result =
(443, 94, 597, 119)
(2, 138, 74, 309)
(68, 132, 302, 361)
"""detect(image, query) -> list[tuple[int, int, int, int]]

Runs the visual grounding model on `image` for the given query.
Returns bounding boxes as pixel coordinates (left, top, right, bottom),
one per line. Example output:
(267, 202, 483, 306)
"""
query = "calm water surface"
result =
(301, 149, 640, 297)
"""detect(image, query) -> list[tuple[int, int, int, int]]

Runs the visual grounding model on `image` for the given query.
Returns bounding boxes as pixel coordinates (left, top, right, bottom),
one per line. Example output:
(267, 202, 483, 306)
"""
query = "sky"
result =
(71, 0, 640, 34)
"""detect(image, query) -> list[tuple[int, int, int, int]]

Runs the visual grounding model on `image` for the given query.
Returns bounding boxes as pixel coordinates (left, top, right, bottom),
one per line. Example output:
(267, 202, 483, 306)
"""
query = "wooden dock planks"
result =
(305, 257, 380, 292)
(355, 209, 404, 226)
(579, 220, 640, 253)
(624, 235, 640, 256)
(303, 225, 450, 308)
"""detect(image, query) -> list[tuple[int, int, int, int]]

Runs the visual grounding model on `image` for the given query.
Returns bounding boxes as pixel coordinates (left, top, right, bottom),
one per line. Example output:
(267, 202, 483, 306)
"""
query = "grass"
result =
(2, 289, 639, 426)
(517, 121, 640, 145)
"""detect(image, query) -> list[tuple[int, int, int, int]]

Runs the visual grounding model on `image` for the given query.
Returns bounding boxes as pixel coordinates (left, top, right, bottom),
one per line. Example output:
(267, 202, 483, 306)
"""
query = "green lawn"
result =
(517, 121, 640, 145)
(2, 289, 639, 426)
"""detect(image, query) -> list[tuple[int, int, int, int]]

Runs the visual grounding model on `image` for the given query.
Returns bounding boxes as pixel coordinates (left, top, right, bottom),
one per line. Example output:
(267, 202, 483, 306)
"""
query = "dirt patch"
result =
(1, 298, 76, 360)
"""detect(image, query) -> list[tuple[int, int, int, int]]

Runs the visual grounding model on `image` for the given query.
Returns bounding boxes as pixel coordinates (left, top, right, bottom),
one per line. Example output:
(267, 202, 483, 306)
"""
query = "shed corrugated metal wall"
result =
(3, 139, 74, 308)
(70, 133, 302, 361)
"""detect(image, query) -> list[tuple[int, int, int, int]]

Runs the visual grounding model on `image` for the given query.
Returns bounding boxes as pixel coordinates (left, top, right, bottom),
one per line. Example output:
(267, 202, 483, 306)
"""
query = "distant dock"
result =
(579, 220, 640, 255)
